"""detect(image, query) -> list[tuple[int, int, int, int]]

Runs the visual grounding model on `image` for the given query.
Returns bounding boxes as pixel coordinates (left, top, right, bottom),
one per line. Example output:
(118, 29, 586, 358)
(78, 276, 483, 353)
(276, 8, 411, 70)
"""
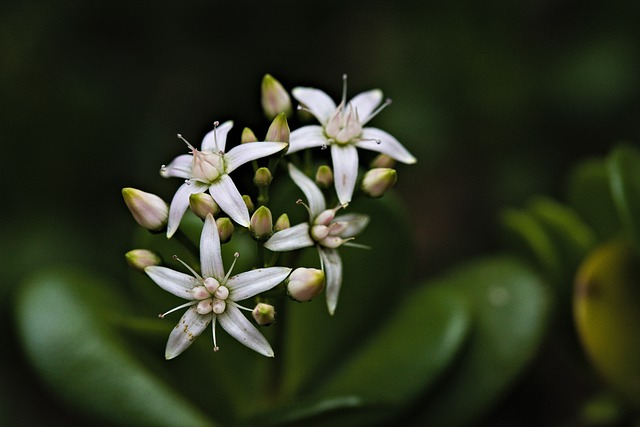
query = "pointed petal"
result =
(165, 306, 212, 359)
(358, 128, 417, 164)
(224, 141, 287, 173)
(288, 125, 327, 155)
(331, 144, 359, 205)
(318, 247, 343, 315)
(263, 223, 314, 251)
(227, 267, 291, 301)
(218, 304, 274, 357)
(288, 163, 326, 217)
(160, 154, 193, 179)
(145, 266, 199, 300)
(200, 214, 225, 279)
(167, 181, 208, 238)
(349, 89, 383, 124)
(201, 120, 233, 152)
(333, 213, 370, 237)
(292, 87, 337, 124)
(208, 174, 250, 227)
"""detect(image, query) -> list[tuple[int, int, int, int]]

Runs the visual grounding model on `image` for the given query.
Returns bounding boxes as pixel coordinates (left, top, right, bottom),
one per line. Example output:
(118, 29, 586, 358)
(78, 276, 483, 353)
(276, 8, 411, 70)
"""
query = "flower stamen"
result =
(222, 252, 240, 283)
(172, 254, 203, 281)
(158, 300, 198, 318)
(366, 98, 393, 123)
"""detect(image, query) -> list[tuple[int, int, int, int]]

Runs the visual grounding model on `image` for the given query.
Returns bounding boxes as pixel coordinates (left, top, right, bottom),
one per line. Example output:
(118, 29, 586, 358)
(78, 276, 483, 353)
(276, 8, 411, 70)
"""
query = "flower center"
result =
(324, 103, 362, 145)
(191, 149, 225, 183)
(195, 282, 230, 315)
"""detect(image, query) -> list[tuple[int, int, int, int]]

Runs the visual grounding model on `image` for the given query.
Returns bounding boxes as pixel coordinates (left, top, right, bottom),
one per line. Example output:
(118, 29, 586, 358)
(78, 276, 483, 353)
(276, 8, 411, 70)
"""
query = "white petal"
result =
(145, 266, 199, 300)
(331, 144, 359, 205)
(200, 214, 225, 279)
(333, 213, 370, 237)
(201, 120, 233, 152)
(224, 141, 287, 173)
(208, 175, 250, 227)
(292, 87, 337, 124)
(227, 267, 291, 301)
(288, 125, 327, 155)
(218, 304, 274, 357)
(288, 163, 326, 217)
(349, 89, 383, 125)
(165, 306, 212, 359)
(160, 154, 193, 179)
(263, 223, 314, 251)
(358, 128, 416, 164)
(167, 181, 208, 238)
(318, 247, 343, 315)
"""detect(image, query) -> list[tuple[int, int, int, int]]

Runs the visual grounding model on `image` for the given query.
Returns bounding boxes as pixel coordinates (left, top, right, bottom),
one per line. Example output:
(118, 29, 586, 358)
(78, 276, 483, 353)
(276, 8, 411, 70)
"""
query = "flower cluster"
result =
(123, 74, 416, 358)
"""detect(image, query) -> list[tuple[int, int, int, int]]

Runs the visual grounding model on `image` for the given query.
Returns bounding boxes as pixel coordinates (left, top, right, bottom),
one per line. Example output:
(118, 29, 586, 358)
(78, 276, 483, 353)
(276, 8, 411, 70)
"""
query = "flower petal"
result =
(160, 154, 193, 179)
(224, 141, 287, 173)
(263, 223, 314, 251)
(349, 89, 383, 125)
(318, 247, 343, 315)
(288, 125, 327, 155)
(292, 87, 337, 124)
(145, 266, 199, 299)
(208, 174, 250, 227)
(227, 267, 291, 301)
(331, 144, 359, 205)
(167, 181, 208, 238)
(333, 213, 370, 237)
(200, 214, 225, 279)
(165, 306, 212, 359)
(218, 304, 274, 357)
(201, 120, 233, 152)
(358, 128, 417, 164)
(288, 163, 326, 217)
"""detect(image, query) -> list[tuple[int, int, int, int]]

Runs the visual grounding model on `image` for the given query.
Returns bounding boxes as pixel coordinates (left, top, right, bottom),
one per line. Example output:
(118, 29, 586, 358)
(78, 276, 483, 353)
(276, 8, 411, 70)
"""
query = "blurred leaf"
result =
(15, 268, 215, 427)
(412, 256, 550, 427)
(607, 144, 640, 246)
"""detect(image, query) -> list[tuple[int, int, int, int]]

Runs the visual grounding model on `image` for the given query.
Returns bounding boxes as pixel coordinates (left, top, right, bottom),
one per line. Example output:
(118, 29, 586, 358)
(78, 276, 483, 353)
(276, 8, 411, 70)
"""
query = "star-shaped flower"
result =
(288, 75, 416, 205)
(264, 163, 369, 315)
(145, 214, 291, 358)
(161, 120, 287, 237)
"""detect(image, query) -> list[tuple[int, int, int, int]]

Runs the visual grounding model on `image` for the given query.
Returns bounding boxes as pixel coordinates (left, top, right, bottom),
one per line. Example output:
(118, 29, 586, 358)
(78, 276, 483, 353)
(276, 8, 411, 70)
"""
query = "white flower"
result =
(288, 75, 416, 205)
(161, 120, 287, 237)
(145, 214, 291, 358)
(264, 163, 369, 315)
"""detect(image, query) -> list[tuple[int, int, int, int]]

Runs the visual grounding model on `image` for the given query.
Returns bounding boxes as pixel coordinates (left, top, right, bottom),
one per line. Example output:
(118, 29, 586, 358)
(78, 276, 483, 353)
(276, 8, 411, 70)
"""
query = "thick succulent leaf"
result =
(607, 144, 640, 246)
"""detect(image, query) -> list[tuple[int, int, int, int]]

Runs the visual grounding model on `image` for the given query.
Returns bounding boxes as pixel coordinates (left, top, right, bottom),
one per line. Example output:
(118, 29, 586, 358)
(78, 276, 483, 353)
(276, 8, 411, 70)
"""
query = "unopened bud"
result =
(252, 303, 276, 326)
(361, 168, 397, 198)
(274, 213, 290, 232)
(265, 112, 290, 144)
(250, 206, 273, 241)
(189, 193, 220, 219)
(286, 267, 325, 302)
(261, 74, 292, 120)
(253, 167, 273, 188)
(241, 195, 254, 215)
(315, 165, 334, 189)
(241, 127, 258, 144)
(216, 217, 235, 243)
(122, 188, 168, 231)
(125, 249, 162, 271)
(370, 153, 396, 169)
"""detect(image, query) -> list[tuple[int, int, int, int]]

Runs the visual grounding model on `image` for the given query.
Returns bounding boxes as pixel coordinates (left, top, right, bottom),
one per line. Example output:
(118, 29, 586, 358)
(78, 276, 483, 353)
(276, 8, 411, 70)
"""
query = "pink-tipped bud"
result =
(361, 168, 397, 198)
(250, 206, 273, 241)
(122, 188, 168, 231)
(125, 249, 161, 271)
(253, 167, 273, 188)
(315, 165, 334, 189)
(189, 193, 220, 219)
(216, 217, 235, 243)
(261, 74, 292, 120)
(265, 112, 290, 144)
(274, 213, 290, 232)
(370, 153, 396, 169)
(243, 195, 255, 214)
(286, 268, 325, 302)
(252, 303, 276, 326)
(241, 127, 258, 144)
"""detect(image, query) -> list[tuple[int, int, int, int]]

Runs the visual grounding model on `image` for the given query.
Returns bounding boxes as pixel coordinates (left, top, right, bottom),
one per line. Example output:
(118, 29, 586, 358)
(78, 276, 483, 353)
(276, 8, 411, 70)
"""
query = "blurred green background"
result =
(2, 0, 640, 425)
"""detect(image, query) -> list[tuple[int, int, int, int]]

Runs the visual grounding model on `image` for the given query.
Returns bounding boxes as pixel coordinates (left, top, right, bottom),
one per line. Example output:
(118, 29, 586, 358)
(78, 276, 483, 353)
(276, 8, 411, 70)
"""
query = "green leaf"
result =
(15, 268, 215, 427)
(607, 144, 640, 246)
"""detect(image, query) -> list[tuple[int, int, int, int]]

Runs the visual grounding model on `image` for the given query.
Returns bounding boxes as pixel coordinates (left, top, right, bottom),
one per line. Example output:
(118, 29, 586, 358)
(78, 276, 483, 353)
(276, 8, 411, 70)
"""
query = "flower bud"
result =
(241, 127, 258, 144)
(252, 303, 276, 326)
(274, 213, 290, 232)
(216, 217, 234, 243)
(265, 112, 290, 144)
(125, 249, 161, 271)
(315, 165, 334, 189)
(122, 188, 168, 231)
(261, 74, 292, 120)
(189, 193, 220, 219)
(253, 167, 273, 188)
(361, 168, 397, 198)
(243, 195, 255, 214)
(250, 206, 273, 241)
(370, 153, 396, 169)
(286, 268, 325, 302)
